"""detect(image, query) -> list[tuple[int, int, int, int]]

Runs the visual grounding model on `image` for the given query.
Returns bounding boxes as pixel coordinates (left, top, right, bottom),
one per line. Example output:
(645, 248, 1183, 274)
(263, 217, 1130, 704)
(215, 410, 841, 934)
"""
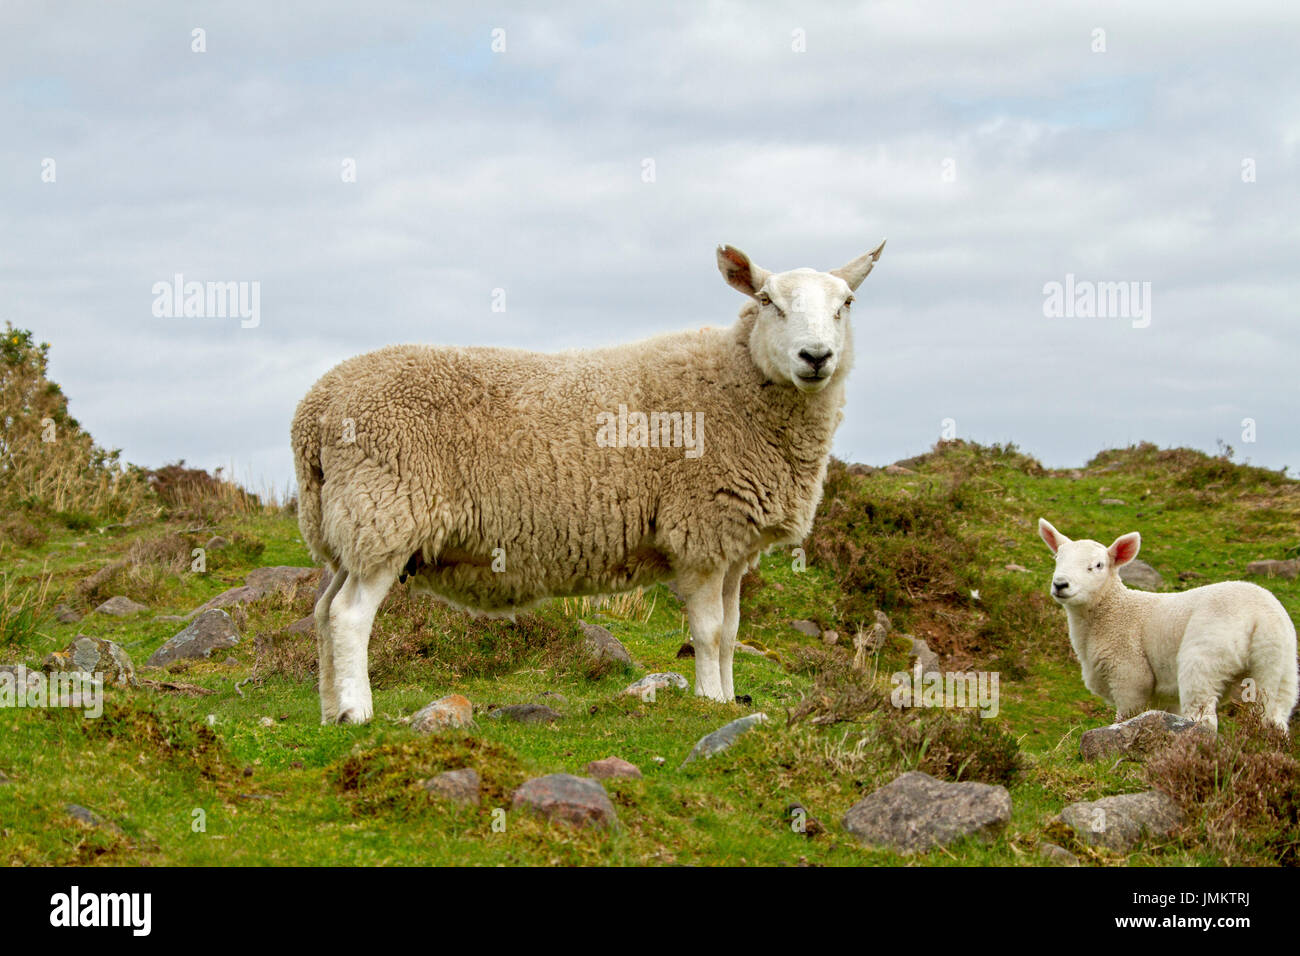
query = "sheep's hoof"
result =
(336, 707, 372, 725)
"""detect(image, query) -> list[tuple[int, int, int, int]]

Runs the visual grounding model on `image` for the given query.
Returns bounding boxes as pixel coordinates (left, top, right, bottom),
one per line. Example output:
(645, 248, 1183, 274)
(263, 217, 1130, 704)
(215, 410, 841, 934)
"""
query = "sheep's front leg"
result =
(719, 561, 747, 702)
(326, 568, 394, 725)
(681, 568, 727, 702)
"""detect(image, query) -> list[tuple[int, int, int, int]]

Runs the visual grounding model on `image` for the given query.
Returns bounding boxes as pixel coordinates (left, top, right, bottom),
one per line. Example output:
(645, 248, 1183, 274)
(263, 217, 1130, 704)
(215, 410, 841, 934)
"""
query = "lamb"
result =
(292, 241, 887, 724)
(1038, 518, 1298, 733)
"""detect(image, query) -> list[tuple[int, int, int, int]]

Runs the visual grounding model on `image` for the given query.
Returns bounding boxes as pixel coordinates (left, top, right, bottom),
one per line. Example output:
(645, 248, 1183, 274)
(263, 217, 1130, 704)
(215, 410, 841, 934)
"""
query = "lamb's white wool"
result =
(1038, 518, 1298, 732)
(293, 242, 886, 723)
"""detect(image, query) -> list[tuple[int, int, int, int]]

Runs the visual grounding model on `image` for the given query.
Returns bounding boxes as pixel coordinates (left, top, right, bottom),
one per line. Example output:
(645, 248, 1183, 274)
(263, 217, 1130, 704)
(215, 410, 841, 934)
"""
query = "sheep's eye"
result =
(758, 293, 772, 306)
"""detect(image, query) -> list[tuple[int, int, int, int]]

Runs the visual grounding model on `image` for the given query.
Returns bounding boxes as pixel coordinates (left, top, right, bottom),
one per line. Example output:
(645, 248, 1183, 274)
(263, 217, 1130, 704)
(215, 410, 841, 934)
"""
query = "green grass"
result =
(1, 441, 1297, 866)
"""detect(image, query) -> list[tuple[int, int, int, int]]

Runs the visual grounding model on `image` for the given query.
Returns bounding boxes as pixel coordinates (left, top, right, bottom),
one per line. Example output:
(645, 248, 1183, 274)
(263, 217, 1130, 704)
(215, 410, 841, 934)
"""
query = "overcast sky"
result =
(3, 1, 1298, 494)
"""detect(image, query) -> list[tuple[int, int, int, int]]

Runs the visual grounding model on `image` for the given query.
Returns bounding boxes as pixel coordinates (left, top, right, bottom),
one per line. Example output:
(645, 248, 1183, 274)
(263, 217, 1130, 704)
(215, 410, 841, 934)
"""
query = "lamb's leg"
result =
(314, 564, 348, 723)
(718, 561, 746, 702)
(680, 568, 727, 702)
(327, 568, 394, 725)
(1111, 663, 1155, 722)
(1248, 620, 1298, 735)
(1177, 639, 1226, 732)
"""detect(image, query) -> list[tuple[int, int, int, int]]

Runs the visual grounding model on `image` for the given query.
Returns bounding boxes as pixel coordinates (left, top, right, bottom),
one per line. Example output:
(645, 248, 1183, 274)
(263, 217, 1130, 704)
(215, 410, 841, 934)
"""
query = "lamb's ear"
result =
(830, 239, 887, 291)
(717, 245, 771, 299)
(1108, 532, 1141, 567)
(1038, 518, 1069, 555)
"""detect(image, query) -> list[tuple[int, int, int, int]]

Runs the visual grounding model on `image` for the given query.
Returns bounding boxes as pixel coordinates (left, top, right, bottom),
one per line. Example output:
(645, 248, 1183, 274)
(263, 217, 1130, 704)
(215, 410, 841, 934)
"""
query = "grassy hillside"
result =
(1, 332, 1297, 866)
(2, 440, 1297, 866)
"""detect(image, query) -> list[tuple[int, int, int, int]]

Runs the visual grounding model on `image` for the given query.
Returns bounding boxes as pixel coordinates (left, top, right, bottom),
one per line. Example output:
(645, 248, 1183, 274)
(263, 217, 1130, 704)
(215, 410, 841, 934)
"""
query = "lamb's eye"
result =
(758, 293, 772, 306)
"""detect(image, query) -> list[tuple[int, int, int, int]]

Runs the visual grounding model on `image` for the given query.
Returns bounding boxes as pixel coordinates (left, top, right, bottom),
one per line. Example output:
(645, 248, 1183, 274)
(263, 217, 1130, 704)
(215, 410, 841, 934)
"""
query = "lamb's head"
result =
(1038, 518, 1141, 607)
(717, 241, 886, 393)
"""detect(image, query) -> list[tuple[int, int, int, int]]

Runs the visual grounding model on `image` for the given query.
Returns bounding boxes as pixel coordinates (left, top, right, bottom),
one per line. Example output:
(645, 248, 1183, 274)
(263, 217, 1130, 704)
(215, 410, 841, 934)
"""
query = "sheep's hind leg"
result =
(681, 568, 727, 702)
(328, 568, 395, 725)
(1177, 637, 1228, 733)
(315, 565, 348, 723)
(718, 561, 747, 702)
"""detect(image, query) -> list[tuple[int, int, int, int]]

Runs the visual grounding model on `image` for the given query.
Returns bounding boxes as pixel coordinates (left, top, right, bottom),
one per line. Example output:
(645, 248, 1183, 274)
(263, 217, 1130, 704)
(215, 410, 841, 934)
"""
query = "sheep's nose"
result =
(798, 347, 833, 370)
(1052, 578, 1070, 594)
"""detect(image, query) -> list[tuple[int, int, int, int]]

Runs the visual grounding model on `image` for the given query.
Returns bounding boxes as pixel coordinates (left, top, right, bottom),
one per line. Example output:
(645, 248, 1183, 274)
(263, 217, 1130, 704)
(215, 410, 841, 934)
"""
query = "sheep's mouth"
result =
(795, 372, 830, 389)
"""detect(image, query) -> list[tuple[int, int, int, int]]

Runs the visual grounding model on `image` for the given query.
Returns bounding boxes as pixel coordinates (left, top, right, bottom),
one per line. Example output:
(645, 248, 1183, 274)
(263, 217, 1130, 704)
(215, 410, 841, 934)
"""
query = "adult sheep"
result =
(1039, 518, 1298, 733)
(293, 241, 886, 724)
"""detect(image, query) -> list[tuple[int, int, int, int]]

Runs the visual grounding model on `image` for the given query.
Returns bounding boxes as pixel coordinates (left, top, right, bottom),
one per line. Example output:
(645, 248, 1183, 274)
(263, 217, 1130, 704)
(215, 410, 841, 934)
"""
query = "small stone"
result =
(286, 615, 315, 635)
(841, 771, 1012, 854)
(146, 609, 241, 667)
(244, 566, 319, 595)
(1101, 498, 1126, 506)
(1061, 790, 1184, 852)
(65, 803, 125, 835)
(906, 635, 941, 676)
(1004, 563, 1029, 573)
(511, 773, 619, 828)
(623, 673, 688, 698)
(736, 643, 763, 656)
(53, 604, 82, 624)
(488, 703, 562, 724)
(578, 620, 633, 665)
(410, 694, 474, 732)
(258, 716, 275, 728)
(1039, 842, 1080, 866)
(822, 630, 839, 646)
(681, 713, 768, 767)
(1245, 558, 1300, 580)
(1079, 710, 1210, 762)
(204, 536, 229, 550)
(93, 595, 147, 617)
(790, 620, 821, 638)
(423, 768, 481, 805)
(884, 464, 915, 475)
(43, 636, 136, 687)
(1120, 559, 1164, 591)
(586, 756, 642, 779)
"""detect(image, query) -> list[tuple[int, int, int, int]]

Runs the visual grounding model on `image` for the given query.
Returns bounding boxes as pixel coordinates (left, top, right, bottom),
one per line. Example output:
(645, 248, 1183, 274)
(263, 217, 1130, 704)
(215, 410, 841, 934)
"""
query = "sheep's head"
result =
(1038, 518, 1141, 607)
(717, 241, 885, 393)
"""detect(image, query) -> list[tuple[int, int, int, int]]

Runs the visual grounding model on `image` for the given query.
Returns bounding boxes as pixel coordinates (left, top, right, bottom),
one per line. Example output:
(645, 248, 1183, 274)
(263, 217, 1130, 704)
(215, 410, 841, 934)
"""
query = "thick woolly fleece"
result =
(292, 305, 843, 613)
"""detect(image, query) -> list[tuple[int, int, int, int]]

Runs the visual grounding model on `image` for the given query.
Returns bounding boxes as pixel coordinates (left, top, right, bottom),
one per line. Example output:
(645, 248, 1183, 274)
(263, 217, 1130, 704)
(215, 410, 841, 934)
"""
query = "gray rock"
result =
(790, 620, 821, 638)
(286, 615, 315, 635)
(1060, 790, 1184, 852)
(511, 774, 619, 828)
(410, 694, 474, 732)
(52, 604, 82, 624)
(188, 585, 260, 617)
(842, 771, 1012, 854)
(43, 637, 136, 686)
(1080, 710, 1210, 762)
(1120, 559, 1164, 591)
(586, 756, 642, 780)
(735, 643, 764, 656)
(681, 713, 768, 767)
(94, 595, 147, 617)
(1039, 842, 1080, 866)
(423, 768, 481, 805)
(65, 803, 125, 835)
(907, 635, 941, 676)
(822, 630, 840, 646)
(1245, 558, 1300, 580)
(488, 703, 562, 724)
(578, 620, 632, 665)
(624, 672, 689, 698)
(204, 536, 229, 550)
(146, 609, 241, 667)
(1101, 498, 1126, 506)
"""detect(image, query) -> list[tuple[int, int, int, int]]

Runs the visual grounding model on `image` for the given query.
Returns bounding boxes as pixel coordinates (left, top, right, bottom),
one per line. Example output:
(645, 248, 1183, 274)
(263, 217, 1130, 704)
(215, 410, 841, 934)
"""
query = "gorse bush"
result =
(0, 323, 148, 526)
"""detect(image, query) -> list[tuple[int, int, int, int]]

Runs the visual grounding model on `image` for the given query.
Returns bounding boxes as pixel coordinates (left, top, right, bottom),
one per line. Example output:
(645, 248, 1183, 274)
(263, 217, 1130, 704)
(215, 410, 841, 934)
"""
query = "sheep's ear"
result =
(717, 245, 771, 299)
(1108, 532, 1141, 567)
(830, 239, 887, 291)
(1038, 518, 1069, 554)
